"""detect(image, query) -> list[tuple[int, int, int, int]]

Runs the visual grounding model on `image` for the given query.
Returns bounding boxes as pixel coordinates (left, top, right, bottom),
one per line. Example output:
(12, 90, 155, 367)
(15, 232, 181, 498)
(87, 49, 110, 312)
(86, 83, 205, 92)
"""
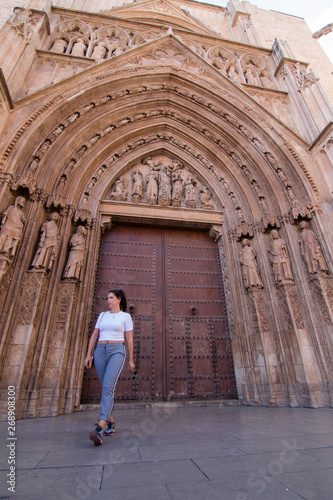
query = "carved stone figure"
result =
(240, 238, 263, 289)
(63, 225, 87, 280)
(50, 38, 67, 54)
(110, 176, 127, 201)
(184, 176, 197, 208)
(31, 213, 60, 270)
(0, 196, 26, 259)
(145, 163, 159, 205)
(244, 68, 257, 85)
(199, 186, 214, 210)
(71, 38, 86, 57)
(227, 65, 241, 83)
(131, 169, 144, 203)
(299, 221, 328, 275)
(91, 41, 107, 60)
(158, 167, 171, 206)
(268, 229, 293, 283)
(171, 170, 183, 207)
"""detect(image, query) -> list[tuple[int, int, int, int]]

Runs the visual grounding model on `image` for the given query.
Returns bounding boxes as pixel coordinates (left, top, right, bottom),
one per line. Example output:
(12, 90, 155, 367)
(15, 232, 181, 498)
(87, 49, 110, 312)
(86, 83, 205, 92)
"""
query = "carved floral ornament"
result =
(7, 8, 48, 42)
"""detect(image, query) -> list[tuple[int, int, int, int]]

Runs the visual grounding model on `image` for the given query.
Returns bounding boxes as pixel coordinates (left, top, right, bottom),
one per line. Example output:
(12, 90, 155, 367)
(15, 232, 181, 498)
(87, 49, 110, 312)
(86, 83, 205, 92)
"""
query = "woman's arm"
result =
(125, 329, 135, 372)
(84, 328, 99, 369)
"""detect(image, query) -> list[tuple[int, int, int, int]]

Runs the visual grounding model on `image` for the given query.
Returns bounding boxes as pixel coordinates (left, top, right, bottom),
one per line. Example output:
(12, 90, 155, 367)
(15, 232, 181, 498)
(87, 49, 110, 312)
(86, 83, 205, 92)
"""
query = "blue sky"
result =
(199, 0, 333, 62)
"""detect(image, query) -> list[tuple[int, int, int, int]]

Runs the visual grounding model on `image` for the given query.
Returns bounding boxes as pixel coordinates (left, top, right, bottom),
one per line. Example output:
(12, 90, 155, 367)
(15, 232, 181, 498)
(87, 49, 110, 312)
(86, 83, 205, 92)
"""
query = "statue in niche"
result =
(227, 65, 241, 83)
(110, 176, 127, 201)
(91, 41, 107, 60)
(260, 72, 273, 88)
(244, 68, 257, 85)
(299, 221, 328, 275)
(268, 229, 294, 283)
(239, 238, 263, 289)
(131, 169, 144, 203)
(158, 167, 171, 206)
(184, 176, 197, 208)
(50, 38, 67, 54)
(171, 170, 183, 207)
(31, 212, 60, 271)
(0, 196, 26, 259)
(71, 38, 86, 57)
(199, 187, 214, 210)
(63, 225, 87, 280)
(145, 160, 159, 205)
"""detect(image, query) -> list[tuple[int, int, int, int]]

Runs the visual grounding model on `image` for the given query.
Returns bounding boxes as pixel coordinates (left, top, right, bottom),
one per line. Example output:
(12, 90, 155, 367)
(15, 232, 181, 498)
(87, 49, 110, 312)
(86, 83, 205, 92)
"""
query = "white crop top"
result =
(95, 311, 133, 342)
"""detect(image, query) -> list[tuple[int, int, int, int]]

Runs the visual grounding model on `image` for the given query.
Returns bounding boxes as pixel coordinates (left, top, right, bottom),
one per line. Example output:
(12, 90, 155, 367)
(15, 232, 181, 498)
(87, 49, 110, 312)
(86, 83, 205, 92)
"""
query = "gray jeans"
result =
(94, 342, 126, 421)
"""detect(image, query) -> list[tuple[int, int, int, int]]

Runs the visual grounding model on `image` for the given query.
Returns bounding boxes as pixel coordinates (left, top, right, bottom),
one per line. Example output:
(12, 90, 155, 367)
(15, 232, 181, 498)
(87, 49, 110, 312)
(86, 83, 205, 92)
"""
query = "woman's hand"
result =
(84, 356, 93, 369)
(128, 360, 135, 372)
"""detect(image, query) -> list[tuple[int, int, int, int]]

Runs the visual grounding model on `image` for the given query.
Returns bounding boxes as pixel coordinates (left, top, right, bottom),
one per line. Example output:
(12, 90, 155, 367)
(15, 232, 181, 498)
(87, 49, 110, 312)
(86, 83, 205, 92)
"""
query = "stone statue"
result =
(171, 170, 183, 207)
(0, 196, 26, 259)
(63, 225, 87, 280)
(244, 68, 256, 85)
(110, 176, 127, 201)
(239, 238, 263, 289)
(268, 229, 293, 283)
(184, 176, 197, 208)
(91, 41, 106, 60)
(71, 38, 86, 57)
(50, 38, 67, 54)
(299, 221, 328, 275)
(227, 65, 241, 83)
(131, 169, 144, 203)
(158, 167, 171, 206)
(145, 162, 159, 205)
(31, 212, 60, 271)
(199, 186, 214, 210)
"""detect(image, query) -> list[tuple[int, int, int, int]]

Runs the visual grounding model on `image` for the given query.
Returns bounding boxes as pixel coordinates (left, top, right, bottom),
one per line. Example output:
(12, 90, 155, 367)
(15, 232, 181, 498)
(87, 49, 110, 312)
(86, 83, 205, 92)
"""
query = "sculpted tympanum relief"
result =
(109, 156, 216, 210)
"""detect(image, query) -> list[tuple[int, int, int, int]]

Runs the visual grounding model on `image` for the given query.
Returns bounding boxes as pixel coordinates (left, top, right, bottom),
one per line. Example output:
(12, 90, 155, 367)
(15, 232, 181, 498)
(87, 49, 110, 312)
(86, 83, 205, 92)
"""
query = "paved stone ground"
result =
(1, 403, 333, 499)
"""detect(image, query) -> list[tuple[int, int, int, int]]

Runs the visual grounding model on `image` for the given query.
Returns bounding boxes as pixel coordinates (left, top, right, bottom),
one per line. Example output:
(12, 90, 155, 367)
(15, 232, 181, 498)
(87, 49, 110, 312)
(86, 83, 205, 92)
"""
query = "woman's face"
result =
(107, 292, 121, 309)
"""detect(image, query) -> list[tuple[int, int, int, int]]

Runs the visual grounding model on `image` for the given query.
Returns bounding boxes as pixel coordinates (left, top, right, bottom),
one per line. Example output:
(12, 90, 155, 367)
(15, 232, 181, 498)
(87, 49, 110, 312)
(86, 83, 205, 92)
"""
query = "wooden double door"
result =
(81, 225, 237, 403)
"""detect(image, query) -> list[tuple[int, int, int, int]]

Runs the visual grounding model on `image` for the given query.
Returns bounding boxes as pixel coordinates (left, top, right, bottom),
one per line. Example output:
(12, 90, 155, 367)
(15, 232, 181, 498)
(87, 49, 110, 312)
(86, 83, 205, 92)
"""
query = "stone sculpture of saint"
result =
(267, 229, 293, 283)
(239, 238, 263, 289)
(50, 38, 67, 54)
(299, 221, 328, 275)
(199, 186, 214, 210)
(91, 41, 106, 60)
(63, 225, 87, 280)
(71, 38, 86, 57)
(110, 176, 127, 201)
(184, 176, 197, 208)
(227, 65, 241, 83)
(131, 170, 144, 203)
(146, 165, 159, 206)
(0, 196, 26, 259)
(171, 170, 183, 207)
(158, 167, 171, 206)
(31, 212, 60, 271)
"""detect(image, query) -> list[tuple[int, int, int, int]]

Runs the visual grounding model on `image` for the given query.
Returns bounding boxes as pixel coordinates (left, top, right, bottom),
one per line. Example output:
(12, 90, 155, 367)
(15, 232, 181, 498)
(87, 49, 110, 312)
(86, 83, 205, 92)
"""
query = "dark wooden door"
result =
(81, 226, 237, 403)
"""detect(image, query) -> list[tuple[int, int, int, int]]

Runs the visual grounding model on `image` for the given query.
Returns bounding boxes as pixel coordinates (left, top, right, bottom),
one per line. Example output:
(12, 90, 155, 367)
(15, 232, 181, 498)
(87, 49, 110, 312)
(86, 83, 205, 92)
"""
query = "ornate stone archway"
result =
(1, 17, 333, 418)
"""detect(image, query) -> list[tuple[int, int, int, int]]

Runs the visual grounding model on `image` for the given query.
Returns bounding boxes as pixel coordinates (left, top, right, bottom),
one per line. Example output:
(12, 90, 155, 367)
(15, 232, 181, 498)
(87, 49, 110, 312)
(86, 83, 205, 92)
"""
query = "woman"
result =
(84, 289, 135, 445)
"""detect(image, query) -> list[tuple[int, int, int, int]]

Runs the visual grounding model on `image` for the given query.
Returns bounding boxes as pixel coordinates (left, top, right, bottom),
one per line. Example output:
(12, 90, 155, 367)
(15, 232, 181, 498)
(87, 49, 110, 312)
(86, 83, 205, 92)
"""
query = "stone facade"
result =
(0, 0, 333, 419)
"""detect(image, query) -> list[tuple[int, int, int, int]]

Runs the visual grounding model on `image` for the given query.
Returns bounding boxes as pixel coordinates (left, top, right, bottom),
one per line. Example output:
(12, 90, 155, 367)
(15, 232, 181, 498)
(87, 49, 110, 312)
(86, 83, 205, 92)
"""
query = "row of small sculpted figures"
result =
(0, 198, 328, 284)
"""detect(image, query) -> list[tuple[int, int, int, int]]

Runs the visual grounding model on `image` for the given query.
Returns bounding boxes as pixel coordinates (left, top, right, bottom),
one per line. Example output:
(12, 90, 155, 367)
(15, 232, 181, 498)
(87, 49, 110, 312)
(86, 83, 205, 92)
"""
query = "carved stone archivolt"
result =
(108, 155, 217, 210)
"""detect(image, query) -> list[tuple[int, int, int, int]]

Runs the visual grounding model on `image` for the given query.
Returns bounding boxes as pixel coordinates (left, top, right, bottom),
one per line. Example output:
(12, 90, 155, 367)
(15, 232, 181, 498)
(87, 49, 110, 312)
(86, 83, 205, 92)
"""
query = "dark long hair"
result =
(108, 289, 127, 312)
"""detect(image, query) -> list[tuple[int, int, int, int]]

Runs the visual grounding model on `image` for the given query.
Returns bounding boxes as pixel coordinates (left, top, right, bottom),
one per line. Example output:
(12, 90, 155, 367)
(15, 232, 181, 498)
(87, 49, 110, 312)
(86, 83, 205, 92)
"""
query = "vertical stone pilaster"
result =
(247, 289, 287, 406)
(278, 283, 328, 407)
(308, 275, 333, 404)
(2, 269, 49, 418)
(37, 279, 79, 417)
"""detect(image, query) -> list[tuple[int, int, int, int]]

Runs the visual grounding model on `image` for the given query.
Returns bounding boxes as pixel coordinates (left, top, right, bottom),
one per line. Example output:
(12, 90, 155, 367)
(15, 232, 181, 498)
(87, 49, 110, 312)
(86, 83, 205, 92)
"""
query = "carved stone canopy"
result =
(107, 154, 218, 211)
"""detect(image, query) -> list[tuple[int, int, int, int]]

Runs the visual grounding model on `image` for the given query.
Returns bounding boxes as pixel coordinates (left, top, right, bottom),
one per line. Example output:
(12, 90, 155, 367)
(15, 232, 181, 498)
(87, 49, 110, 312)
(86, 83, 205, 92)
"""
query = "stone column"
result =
(277, 283, 329, 407)
(0, 269, 49, 419)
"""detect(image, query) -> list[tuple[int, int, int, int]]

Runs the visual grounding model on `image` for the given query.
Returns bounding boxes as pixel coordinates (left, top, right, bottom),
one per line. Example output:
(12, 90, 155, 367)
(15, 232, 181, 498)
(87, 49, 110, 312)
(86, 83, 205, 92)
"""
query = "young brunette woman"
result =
(84, 289, 135, 445)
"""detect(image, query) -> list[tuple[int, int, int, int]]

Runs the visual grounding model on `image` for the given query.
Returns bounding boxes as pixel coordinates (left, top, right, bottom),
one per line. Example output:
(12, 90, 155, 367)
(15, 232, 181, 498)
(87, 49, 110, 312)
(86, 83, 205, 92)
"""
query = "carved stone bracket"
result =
(11, 175, 37, 199)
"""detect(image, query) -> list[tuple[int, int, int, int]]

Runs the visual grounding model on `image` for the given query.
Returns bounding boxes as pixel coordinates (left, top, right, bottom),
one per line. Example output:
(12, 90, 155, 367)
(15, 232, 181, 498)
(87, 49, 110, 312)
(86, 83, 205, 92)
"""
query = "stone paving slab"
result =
(0, 404, 332, 500)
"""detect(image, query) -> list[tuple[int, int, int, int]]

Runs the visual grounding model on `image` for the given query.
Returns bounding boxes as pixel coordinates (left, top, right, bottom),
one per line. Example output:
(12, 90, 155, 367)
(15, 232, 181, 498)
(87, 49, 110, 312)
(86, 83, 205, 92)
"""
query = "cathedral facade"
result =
(0, 0, 333, 419)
